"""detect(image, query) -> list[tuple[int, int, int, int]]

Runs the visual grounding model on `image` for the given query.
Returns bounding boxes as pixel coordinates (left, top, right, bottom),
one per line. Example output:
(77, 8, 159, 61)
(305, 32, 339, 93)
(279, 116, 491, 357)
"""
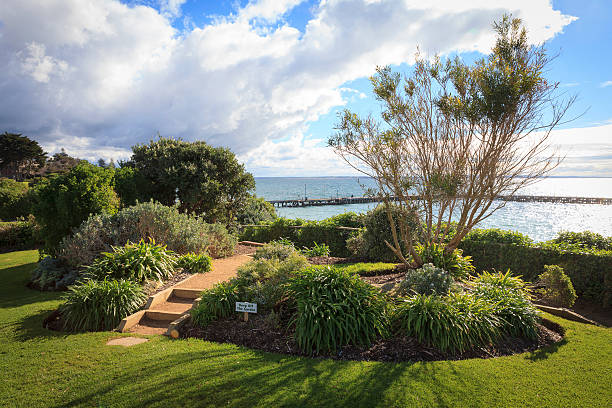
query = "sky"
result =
(0, 0, 610, 177)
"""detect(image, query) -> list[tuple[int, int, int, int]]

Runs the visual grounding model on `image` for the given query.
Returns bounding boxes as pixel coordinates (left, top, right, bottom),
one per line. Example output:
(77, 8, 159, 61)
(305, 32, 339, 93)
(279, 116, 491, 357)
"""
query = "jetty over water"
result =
(269, 195, 612, 207)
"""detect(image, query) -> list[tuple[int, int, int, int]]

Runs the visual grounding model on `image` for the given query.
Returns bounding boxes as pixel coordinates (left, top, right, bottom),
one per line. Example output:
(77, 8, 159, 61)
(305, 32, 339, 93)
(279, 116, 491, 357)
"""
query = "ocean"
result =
(254, 177, 612, 242)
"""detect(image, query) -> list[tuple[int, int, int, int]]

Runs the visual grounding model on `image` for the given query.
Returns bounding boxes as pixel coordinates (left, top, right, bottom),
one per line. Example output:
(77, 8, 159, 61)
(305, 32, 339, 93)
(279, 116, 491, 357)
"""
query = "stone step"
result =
(154, 296, 194, 314)
(172, 287, 204, 300)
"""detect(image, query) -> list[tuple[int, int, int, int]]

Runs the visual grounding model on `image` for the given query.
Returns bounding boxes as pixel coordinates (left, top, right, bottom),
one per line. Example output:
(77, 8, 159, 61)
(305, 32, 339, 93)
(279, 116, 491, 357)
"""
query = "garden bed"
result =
(181, 314, 563, 362)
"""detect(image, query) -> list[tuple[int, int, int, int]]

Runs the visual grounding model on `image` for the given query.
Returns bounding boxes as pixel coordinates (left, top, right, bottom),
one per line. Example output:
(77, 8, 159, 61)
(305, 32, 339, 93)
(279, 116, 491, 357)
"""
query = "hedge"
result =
(239, 213, 362, 257)
(459, 239, 612, 308)
(0, 219, 39, 252)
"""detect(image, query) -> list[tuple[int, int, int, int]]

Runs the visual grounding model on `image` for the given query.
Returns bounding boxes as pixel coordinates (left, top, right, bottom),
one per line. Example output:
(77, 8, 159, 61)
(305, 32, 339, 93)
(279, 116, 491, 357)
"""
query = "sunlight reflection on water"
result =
(256, 177, 612, 241)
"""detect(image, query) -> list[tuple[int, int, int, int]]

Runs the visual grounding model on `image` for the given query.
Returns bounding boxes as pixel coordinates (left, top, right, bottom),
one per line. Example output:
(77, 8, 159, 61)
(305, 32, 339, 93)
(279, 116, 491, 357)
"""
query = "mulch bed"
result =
(181, 314, 564, 363)
(361, 272, 405, 286)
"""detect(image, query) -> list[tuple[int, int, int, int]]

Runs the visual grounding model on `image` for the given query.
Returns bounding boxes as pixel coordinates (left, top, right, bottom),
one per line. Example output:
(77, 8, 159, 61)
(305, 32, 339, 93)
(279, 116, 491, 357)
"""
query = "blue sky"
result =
(0, 0, 611, 176)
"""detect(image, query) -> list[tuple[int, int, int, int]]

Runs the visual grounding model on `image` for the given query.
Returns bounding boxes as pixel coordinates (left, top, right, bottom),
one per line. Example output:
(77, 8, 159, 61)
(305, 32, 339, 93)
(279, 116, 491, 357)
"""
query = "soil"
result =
(143, 272, 192, 297)
(361, 272, 405, 286)
(234, 244, 258, 256)
(181, 313, 564, 362)
(308, 256, 351, 265)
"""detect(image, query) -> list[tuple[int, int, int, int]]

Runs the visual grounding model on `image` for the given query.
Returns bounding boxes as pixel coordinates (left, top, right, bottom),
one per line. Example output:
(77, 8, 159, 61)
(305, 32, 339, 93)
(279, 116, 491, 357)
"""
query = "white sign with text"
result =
(235, 302, 257, 313)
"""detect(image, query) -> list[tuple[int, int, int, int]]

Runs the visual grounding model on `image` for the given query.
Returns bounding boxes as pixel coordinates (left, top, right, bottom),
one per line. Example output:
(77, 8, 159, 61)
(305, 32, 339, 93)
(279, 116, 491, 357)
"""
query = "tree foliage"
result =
(329, 16, 574, 267)
(0, 178, 31, 220)
(32, 162, 119, 253)
(0, 132, 47, 180)
(236, 195, 277, 225)
(128, 136, 255, 224)
(38, 149, 82, 177)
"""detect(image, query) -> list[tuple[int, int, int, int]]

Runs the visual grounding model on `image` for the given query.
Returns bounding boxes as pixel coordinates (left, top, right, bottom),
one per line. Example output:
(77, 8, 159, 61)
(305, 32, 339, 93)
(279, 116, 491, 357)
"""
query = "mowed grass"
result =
(314, 262, 398, 276)
(1, 251, 611, 408)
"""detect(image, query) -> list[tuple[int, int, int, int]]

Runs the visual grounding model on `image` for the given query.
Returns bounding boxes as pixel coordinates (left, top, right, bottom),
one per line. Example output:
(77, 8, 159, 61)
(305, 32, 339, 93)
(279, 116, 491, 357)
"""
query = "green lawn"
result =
(1, 251, 610, 407)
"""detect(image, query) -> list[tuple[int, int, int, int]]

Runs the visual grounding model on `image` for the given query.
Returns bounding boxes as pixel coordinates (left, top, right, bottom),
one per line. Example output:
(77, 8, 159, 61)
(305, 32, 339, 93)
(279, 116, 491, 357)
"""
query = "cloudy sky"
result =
(0, 0, 610, 176)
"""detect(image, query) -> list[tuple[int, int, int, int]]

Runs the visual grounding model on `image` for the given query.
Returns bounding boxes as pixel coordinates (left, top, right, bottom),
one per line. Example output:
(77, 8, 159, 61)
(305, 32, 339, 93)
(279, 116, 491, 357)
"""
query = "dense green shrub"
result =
(191, 282, 239, 327)
(240, 213, 363, 257)
(288, 267, 389, 354)
(29, 256, 78, 291)
(393, 293, 501, 353)
(0, 178, 31, 220)
(176, 253, 212, 274)
(551, 231, 612, 251)
(538, 265, 577, 308)
(60, 279, 147, 332)
(31, 162, 119, 253)
(236, 195, 277, 225)
(414, 243, 474, 279)
(253, 241, 297, 261)
(399, 263, 454, 296)
(85, 239, 177, 283)
(346, 205, 408, 262)
(59, 201, 235, 268)
(234, 252, 309, 310)
(472, 273, 539, 339)
(459, 236, 612, 308)
(464, 228, 533, 246)
(0, 218, 38, 251)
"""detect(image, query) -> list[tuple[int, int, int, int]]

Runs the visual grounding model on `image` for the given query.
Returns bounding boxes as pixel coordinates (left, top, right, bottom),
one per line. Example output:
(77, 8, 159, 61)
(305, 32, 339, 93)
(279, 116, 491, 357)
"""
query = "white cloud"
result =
(18, 42, 68, 83)
(159, 0, 187, 18)
(0, 0, 577, 169)
(600, 80, 612, 88)
(238, 123, 612, 177)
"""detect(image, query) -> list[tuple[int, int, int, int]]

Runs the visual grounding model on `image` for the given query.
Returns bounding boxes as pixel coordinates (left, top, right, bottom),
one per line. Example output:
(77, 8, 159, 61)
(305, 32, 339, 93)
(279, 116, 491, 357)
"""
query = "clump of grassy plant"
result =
(393, 293, 501, 353)
(191, 282, 239, 327)
(300, 242, 331, 257)
(176, 252, 212, 274)
(288, 267, 389, 354)
(472, 271, 539, 339)
(85, 238, 176, 283)
(60, 279, 146, 332)
(415, 243, 475, 279)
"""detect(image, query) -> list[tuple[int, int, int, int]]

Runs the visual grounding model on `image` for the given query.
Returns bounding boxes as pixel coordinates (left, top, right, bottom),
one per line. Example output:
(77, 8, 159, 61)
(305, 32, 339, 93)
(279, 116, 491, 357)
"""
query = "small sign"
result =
(235, 302, 257, 314)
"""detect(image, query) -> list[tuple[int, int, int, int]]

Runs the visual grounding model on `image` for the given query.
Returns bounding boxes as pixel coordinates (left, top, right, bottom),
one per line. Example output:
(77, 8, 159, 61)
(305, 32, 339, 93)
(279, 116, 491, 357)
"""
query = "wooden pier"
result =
(268, 195, 612, 207)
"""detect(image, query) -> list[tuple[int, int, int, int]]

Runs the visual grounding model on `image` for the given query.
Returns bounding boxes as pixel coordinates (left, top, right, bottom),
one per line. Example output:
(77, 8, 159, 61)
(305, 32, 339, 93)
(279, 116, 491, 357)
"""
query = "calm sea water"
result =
(254, 177, 612, 242)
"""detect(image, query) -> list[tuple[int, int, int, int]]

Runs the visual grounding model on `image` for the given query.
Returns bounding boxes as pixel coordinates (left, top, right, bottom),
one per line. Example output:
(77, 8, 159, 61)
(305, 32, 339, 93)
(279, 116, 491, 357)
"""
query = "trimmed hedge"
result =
(240, 213, 362, 257)
(459, 239, 612, 308)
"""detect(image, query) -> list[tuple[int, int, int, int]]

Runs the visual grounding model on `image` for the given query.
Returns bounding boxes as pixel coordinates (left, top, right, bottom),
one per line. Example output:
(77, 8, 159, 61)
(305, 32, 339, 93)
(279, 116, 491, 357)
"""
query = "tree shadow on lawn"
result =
(52, 342, 479, 408)
(12, 307, 73, 342)
(525, 338, 568, 362)
(0, 263, 62, 309)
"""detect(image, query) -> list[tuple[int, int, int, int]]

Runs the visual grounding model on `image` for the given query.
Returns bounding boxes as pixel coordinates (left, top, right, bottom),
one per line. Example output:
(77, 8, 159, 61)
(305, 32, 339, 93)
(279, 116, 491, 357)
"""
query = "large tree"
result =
(329, 16, 574, 267)
(0, 132, 47, 180)
(128, 136, 255, 224)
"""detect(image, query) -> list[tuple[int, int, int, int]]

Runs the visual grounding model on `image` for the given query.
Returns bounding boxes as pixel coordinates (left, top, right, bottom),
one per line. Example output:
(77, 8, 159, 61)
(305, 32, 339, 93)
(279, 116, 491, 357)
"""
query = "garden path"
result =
(126, 251, 255, 335)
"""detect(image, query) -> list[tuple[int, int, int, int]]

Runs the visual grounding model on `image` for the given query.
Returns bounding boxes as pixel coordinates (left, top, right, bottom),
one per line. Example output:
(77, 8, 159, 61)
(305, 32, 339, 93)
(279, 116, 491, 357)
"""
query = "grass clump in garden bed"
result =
(60, 278, 147, 331)
(288, 267, 389, 354)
